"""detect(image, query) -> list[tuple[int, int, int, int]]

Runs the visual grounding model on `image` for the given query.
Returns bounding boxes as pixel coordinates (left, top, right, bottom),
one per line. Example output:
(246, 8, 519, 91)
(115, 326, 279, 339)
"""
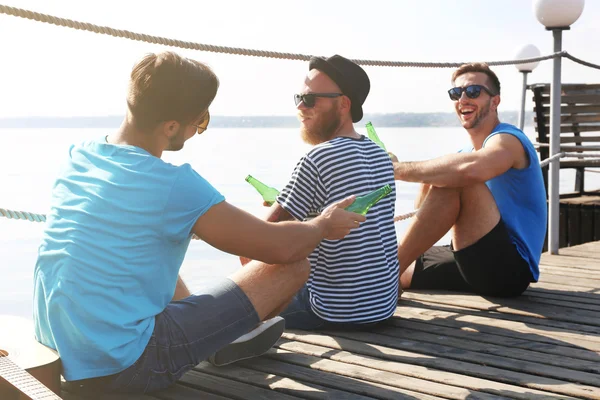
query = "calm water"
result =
(1, 126, 595, 319)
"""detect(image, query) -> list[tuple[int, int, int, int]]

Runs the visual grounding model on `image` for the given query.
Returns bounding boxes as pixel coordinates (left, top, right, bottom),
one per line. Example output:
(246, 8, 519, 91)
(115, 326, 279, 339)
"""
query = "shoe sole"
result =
(209, 317, 285, 366)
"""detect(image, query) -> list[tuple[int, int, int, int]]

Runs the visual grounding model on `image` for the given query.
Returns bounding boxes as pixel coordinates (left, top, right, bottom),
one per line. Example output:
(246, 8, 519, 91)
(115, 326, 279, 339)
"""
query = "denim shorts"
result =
(280, 285, 386, 331)
(68, 277, 260, 394)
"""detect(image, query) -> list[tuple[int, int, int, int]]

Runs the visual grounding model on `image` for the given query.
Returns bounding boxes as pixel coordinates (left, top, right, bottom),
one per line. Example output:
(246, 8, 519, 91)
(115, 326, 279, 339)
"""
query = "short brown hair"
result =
(127, 51, 219, 132)
(451, 63, 500, 95)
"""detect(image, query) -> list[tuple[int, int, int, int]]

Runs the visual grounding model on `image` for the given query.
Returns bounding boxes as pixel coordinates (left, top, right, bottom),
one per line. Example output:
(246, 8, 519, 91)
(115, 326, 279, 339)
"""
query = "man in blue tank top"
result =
(33, 51, 364, 394)
(391, 63, 547, 297)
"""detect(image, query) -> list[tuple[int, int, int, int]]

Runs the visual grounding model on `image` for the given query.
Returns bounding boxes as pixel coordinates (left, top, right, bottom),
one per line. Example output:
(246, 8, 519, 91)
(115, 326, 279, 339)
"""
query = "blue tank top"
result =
(480, 123, 547, 281)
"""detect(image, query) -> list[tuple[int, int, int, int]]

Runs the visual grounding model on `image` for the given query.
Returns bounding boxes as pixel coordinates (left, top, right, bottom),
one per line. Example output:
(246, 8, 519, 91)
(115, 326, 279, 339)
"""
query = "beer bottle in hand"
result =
(245, 175, 280, 206)
(345, 184, 393, 215)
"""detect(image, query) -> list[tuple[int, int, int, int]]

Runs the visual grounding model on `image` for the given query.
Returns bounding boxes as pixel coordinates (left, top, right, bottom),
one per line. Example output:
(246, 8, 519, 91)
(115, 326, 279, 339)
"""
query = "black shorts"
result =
(411, 219, 533, 297)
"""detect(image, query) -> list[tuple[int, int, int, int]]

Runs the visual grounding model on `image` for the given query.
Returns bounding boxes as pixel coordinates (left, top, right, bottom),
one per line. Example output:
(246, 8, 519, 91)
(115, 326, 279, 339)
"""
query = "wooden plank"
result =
(314, 326, 600, 387)
(178, 369, 302, 399)
(540, 271, 600, 286)
(596, 205, 600, 241)
(558, 160, 600, 169)
(540, 265, 600, 279)
(278, 335, 589, 399)
(536, 114, 600, 124)
(560, 136, 600, 143)
(541, 253, 600, 270)
(514, 290, 600, 312)
(529, 281, 600, 300)
(582, 206, 595, 244)
(558, 245, 600, 258)
(195, 362, 391, 400)
(524, 288, 600, 307)
(402, 291, 600, 329)
(61, 390, 156, 400)
(563, 114, 600, 124)
(386, 315, 600, 368)
(270, 343, 567, 400)
(395, 302, 600, 349)
(568, 204, 582, 246)
(153, 384, 234, 400)
(229, 356, 444, 400)
(531, 84, 600, 95)
(559, 196, 600, 206)
(536, 104, 600, 115)
(537, 94, 600, 105)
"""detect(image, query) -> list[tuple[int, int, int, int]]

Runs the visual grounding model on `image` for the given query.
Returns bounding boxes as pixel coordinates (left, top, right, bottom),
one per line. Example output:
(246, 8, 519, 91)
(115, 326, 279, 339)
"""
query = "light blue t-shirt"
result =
(464, 123, 547, 281)
(33, 138, 224, 381)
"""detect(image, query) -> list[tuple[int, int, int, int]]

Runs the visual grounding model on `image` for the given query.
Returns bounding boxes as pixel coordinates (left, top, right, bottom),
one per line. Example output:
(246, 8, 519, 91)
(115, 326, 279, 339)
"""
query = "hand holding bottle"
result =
(314, 196, 366, 240)
(246, 175, 280, 206)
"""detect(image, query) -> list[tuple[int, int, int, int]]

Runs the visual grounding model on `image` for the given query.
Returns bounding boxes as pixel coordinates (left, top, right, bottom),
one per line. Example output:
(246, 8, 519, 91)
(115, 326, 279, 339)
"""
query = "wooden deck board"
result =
(62, 241, 600, 400)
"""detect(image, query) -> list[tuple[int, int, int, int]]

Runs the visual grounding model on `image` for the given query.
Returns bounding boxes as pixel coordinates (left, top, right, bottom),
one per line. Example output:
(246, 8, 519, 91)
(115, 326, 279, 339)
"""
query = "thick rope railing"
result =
(0, 4, 578, 68)
(563, 53, 600, 71)
(4, 152, 599, 225)
(0, 208, 46, 222)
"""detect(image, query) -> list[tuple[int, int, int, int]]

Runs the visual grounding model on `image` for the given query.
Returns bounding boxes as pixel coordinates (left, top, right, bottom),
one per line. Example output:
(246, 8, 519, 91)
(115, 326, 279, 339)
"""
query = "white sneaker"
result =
(208, 316, 285, 367)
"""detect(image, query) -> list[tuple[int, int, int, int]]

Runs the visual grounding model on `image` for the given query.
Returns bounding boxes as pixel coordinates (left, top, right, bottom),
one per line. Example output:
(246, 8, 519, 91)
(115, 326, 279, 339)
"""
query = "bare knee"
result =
(453, 182, 500, 250)
(230, 258, 311, 321)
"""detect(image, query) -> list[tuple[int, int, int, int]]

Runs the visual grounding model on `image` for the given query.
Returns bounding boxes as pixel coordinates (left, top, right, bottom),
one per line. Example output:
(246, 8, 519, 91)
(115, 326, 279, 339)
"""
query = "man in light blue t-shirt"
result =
(33, 51, 365, 394)
(391, 63, 547, 298)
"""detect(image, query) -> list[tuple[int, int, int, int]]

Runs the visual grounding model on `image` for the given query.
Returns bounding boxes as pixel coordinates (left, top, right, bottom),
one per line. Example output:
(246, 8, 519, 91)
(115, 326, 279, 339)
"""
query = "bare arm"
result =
(414, 184, 431, 209)
(264, 202, 294, 223)
(192, 197, 364, 265)
(393, 134, 527, 188)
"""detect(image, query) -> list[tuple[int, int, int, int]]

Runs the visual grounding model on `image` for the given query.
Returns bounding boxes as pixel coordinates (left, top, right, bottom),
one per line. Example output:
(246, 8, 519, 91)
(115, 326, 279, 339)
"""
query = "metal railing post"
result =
(548, 29, 563, 254)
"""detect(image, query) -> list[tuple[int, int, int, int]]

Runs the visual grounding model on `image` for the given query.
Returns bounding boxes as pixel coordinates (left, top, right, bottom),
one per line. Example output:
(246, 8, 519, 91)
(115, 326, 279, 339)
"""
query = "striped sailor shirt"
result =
(278, 135, 399, 323)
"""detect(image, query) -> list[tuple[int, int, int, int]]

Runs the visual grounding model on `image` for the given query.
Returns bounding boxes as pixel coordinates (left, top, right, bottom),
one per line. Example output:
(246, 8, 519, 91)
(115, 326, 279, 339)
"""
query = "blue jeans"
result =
(69, 278, 260, 393)
(280, 285, 386, 331)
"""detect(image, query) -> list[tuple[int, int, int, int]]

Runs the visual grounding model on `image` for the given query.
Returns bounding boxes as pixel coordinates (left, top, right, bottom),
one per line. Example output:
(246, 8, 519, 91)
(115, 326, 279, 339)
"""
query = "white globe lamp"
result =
(533, 0, 585, 29)
(514, 44, 541, 130)
(514, 44, 541, 73)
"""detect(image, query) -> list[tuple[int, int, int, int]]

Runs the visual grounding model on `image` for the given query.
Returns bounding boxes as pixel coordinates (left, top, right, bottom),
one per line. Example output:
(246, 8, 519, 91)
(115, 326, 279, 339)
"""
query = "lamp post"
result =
(514, 44, 541, 131)
(533, 0, 585, 255)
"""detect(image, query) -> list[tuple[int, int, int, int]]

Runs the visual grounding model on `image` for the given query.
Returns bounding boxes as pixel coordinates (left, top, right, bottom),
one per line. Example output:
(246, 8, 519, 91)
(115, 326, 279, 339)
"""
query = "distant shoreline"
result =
(0, 111, 532, 129)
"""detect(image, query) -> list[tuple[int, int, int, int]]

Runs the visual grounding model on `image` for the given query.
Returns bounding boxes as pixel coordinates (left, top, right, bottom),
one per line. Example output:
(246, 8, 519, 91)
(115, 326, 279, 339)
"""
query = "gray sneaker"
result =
(208, 316, 285, 367)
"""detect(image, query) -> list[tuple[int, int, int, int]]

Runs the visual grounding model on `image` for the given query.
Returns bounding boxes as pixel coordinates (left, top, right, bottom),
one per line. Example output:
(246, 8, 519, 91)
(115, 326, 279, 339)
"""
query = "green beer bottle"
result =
(345, 184, 393, 215)
(245, 175, 280, 206)
(366, 122, 387, 151)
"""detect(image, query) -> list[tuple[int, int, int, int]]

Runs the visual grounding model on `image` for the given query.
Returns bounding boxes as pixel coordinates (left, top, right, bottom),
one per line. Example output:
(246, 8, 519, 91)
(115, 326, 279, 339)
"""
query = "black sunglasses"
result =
(294, 93, 343, 108)
(448, 85, 496, 101)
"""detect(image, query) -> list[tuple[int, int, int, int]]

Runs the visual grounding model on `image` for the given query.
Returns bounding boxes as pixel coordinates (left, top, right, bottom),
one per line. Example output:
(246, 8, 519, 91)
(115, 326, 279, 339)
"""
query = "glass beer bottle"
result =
(366, 122, 387, 151)
(345, 184, 392, 215)
(245, 175, 280, 206)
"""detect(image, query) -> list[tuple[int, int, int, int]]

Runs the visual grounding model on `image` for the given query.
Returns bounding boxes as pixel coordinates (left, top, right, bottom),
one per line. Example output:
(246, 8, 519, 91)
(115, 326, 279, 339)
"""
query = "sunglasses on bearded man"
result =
(192, 111, 210, 135)
(294, 93, 343, 108)
(447, 85, 496, 101)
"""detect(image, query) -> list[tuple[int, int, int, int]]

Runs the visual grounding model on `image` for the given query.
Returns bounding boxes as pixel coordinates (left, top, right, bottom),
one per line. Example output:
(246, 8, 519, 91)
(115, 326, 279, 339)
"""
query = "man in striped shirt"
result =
(258, 55, 400, 329)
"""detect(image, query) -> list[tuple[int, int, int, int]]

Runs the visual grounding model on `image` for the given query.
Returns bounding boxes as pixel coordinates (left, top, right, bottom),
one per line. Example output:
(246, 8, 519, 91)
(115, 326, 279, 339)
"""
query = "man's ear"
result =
(341, 95, 352, 116)
(492, 95, 501, 112)
(162, 120, 181, 138)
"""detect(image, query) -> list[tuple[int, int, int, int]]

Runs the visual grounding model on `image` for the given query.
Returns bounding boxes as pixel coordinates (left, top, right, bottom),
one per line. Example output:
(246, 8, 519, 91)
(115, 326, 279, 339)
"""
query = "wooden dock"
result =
(62, 241, 600, 400)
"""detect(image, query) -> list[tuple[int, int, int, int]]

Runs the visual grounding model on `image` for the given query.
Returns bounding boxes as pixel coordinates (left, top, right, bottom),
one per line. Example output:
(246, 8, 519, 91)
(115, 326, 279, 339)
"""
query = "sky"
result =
(0, 0, 598, 118)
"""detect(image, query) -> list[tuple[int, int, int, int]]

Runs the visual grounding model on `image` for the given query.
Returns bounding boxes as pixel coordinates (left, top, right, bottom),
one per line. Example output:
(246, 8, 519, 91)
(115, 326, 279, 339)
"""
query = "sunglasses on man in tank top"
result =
(447, 85, 496, 101)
